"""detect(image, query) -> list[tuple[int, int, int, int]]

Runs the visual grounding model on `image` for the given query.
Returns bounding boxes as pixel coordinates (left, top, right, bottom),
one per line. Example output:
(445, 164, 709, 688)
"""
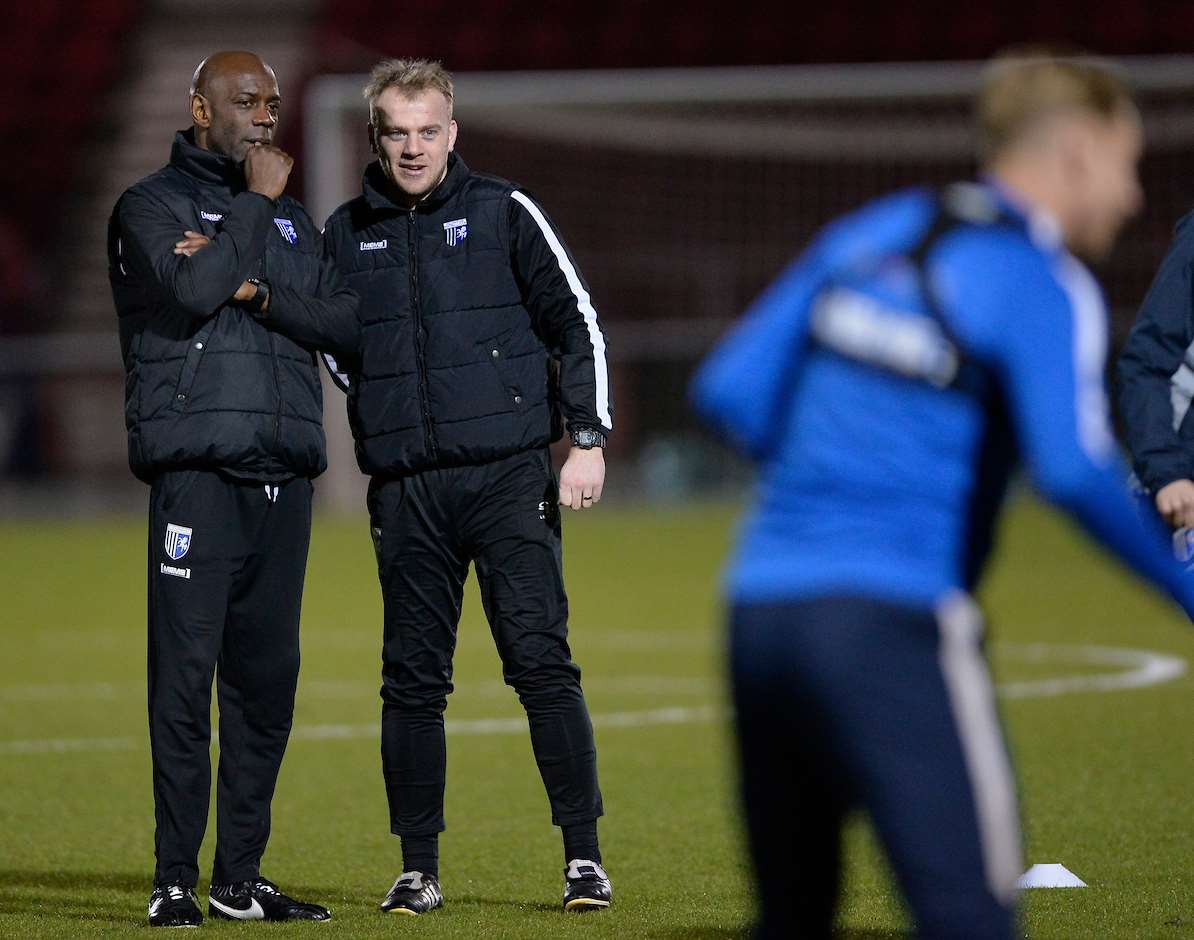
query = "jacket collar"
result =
(170, 128, 247, 192)
(362, 152, 470, 213)
(979, 175, 1063, 254)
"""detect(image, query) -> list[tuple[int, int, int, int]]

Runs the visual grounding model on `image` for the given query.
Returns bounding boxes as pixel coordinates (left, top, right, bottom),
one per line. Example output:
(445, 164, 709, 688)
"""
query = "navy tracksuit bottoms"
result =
(147, 470, 311, 888)
(730, 594, 1021, 939)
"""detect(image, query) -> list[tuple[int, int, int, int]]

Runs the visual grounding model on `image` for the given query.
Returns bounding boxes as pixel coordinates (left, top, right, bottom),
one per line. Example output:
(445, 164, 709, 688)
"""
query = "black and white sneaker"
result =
(208, 876, 331, 921)
(563, 859, 612, 911)
(148, 884, 203, 928)
(379, 871, 443, 915)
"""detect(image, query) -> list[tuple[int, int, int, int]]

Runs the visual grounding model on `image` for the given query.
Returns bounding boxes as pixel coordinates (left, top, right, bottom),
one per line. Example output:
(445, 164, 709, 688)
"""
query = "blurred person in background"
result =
(107, 50, 356, 928)
(1117, 191, 1194, 558)
(301, 57, 613, 916)
(692, 51, 1194, 939)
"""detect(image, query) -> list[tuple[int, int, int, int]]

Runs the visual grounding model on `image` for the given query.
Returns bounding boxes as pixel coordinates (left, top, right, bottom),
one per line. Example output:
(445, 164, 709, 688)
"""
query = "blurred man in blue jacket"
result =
(1118, 209, 1194, 544)
(692, 52, 1194, 939)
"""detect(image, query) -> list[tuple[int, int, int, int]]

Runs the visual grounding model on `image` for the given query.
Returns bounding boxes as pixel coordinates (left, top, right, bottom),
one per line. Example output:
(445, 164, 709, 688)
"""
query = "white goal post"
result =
(304, 57, 1194, 223)
(302, 57, 1194, 511)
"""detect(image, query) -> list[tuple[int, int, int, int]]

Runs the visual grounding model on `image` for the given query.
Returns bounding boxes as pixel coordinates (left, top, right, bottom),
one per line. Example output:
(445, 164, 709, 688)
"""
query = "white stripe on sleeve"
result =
(510, 190, 612, 431)
(1054, 254, 1114, 461)
(320, 351, 350, 393)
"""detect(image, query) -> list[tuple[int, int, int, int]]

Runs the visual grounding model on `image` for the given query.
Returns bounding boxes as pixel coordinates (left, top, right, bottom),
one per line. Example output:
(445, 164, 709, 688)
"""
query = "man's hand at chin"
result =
(244, 143, 293, 201)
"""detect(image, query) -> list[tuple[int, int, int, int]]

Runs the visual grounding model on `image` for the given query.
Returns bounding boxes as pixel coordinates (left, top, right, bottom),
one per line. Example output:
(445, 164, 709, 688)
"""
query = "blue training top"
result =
(691, 181, 1194, 613)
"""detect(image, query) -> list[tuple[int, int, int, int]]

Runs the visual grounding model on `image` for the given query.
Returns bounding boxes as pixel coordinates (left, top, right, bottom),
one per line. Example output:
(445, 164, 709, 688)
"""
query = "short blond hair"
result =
(363, 58, 454, 119)
(977, 49, 1135, 160)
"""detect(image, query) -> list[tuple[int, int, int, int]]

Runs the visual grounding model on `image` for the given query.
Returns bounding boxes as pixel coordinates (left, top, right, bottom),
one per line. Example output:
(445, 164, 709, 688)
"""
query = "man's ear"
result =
(1056, 120, 1096, 194)
(448, 119, 458, 153)
(191, 93, 211, 129)
(366, 122, 378, 155)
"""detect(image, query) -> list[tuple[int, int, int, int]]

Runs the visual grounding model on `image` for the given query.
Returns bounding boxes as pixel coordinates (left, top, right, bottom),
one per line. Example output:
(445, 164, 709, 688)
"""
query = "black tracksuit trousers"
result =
(367, 447, 603, 837)
(147, 470, 312, 888)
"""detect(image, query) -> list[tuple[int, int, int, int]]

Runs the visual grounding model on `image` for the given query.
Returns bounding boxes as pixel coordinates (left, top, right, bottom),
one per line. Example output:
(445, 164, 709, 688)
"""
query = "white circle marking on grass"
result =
(994, 642, 1187, 699)
(0, 644, 1185, 756)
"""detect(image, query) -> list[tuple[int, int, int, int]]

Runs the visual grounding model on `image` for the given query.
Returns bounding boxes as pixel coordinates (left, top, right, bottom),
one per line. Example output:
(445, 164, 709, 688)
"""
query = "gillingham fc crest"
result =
(165, 523, 192, 561)
(274, 218, 298, 244)
(443, 218, 467, 247)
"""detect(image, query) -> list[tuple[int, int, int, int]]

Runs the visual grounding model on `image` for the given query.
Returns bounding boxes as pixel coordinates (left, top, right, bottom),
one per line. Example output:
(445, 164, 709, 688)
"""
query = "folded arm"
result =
(114, 189, 276, 318)
(264, 234, 361, 363)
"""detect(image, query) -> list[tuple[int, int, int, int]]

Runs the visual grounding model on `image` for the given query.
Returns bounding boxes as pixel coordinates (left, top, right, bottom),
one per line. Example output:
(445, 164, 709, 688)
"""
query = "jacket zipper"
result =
(408, 209, 438, 459)
(262, 251, 283, 452)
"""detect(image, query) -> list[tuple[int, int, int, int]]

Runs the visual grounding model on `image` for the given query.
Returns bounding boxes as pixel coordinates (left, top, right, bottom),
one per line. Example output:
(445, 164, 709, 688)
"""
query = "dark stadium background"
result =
(7, 6, 1194, 938)
(4, 0, 1194, 510)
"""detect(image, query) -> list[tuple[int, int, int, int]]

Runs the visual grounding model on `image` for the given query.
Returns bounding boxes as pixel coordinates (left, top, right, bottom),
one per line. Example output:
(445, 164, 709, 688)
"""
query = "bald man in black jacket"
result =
(108, 51, 356, 928)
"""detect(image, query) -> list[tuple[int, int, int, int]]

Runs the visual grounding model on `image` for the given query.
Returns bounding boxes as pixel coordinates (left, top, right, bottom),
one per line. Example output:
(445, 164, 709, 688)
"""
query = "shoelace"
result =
(165, 885, 188, 902)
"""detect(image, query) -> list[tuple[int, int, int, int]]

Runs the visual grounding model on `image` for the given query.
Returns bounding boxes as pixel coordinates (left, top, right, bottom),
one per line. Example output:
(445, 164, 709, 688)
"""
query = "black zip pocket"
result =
(171, 319, 218, 410)
(478, 328, 525, 412)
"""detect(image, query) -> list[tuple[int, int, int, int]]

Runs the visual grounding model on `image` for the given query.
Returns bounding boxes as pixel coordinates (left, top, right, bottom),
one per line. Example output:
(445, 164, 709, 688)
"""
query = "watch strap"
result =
(570, 426, 606, 449)
(246, 278, 271, 316)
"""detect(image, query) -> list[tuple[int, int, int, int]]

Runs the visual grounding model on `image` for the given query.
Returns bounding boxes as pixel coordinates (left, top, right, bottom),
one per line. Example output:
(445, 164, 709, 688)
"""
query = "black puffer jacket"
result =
(108, 130, 356, 483)
(322, 154, 612, 476)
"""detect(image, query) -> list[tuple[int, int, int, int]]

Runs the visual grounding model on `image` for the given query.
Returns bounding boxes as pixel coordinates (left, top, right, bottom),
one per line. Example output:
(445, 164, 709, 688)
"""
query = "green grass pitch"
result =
(1, 495, 1193, 937)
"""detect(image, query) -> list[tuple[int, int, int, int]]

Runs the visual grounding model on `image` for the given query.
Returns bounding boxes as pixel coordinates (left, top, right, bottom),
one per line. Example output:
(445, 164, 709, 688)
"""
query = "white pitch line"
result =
(290, 705, 725, 742)
(0, 681, 135, 702)
(0, 644, 1186, 757)
(0, 674, 713, 703)
(0, 706, 726, 757)
(994, 643, 1187, 699)
(0, 735, 142, 756)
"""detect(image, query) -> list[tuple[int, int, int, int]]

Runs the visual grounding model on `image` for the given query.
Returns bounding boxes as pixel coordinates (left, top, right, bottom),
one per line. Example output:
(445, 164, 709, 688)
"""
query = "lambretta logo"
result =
(160, 563, 191, 580)
(360, 239, 388, 251)
(200, 211, 223, 222)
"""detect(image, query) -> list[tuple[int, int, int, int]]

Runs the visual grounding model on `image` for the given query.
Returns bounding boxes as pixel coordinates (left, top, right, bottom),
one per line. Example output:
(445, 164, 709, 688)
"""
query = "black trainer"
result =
(148, 884, 203, 928)
(379, 871, 443, 915)
(208, 876, 331, 921)
(563, 859, 612, 911)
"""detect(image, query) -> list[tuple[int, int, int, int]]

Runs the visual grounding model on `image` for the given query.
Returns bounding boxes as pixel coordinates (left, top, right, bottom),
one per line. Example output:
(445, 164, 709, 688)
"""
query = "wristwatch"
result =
(570, 426, 606, 449)
(245, 278, 271, 316)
